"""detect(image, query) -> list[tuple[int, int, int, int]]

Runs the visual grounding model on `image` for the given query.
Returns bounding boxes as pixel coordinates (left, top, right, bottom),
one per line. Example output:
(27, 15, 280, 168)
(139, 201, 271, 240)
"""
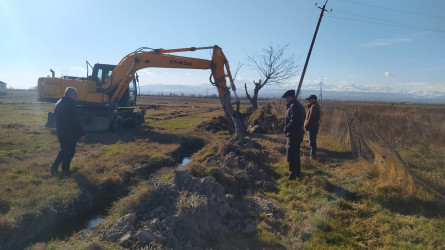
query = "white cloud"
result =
(361, 38, 411, 47)
(385, 72, 391, 77)
(70, 66, 86, 72)
(185, 73, 192, 76)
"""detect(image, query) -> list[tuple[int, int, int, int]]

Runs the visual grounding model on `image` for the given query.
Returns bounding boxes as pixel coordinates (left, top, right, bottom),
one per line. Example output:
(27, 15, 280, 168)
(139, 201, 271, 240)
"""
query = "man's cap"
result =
(282, 90, 295, 98)
(306, 94, 317, 100)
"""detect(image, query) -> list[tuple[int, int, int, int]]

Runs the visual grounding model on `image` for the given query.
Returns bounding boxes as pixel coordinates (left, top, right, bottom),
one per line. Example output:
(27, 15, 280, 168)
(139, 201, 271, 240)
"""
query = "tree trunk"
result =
(221, 87, 244, 139)
(244, 82, 262, 111)
(251, 86, 260, 110)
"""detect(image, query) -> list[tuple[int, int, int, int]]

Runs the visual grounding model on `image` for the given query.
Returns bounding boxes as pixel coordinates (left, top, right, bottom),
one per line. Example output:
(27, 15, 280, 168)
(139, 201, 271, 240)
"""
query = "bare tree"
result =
(232, 62, 244, 112)
(245, 44, 299, 110)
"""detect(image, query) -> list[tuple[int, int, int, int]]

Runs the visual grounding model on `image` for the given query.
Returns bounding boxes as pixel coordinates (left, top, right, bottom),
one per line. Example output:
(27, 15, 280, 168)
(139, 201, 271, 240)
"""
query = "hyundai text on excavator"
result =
(38, 46, 243, 136)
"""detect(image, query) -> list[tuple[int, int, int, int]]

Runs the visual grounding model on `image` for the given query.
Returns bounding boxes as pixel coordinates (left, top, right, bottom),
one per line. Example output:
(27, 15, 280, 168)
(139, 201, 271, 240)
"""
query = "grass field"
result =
(0, 93, 444, 249)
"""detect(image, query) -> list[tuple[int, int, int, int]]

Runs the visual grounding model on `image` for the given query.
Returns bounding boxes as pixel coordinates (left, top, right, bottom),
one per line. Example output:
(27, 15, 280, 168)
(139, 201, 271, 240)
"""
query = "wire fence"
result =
(270, 100, 445, 200)
(347, 108, 445, 201)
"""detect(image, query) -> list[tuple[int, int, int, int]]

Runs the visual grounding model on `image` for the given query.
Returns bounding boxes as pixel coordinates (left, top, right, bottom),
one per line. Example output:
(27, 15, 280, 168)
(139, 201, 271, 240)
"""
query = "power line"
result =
(325, 14, 445, 34)
(335, 9, 432, 30)
(341, 0, 445, 19)
(333, 9, 445, 33)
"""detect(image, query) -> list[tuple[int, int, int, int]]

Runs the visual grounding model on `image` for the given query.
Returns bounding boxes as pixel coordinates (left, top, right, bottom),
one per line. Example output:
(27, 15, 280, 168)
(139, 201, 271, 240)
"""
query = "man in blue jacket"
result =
(50, 87, 86, 176)
(282, 90, 306, 180)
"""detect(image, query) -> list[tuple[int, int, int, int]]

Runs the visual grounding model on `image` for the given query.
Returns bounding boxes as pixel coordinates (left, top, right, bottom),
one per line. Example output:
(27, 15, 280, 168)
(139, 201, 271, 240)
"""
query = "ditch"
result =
(16, 137, 205, 250)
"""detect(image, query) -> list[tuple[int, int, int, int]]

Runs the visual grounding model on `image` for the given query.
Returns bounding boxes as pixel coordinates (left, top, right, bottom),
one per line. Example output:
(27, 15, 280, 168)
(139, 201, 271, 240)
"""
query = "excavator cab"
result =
(91, 64, 115, 87)
(91, 63, 138, 107)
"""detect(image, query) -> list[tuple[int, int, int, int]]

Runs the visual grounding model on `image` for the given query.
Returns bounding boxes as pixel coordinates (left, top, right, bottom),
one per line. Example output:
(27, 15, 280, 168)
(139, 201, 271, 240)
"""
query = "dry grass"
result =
(0, 94, 229, 248)
(2, 93, 444, 249)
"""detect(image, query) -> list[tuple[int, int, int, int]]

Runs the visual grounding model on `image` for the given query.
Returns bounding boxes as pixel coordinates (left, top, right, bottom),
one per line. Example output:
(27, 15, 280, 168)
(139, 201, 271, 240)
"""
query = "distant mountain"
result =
(139, 83, 219, 96)
(138, 83, 445, 104)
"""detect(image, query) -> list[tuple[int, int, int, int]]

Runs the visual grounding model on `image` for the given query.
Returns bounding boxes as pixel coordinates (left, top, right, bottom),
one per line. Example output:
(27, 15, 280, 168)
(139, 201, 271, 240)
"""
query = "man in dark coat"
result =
(282, 90, 306, 180)
(304, 95, 321, 159)
(50, 87, 86, 176)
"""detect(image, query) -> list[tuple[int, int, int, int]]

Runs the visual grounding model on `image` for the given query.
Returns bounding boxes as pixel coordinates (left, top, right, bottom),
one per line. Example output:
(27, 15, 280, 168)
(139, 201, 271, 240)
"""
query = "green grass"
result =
(0, 97, 228, 248)
(2, 96, 444, 249)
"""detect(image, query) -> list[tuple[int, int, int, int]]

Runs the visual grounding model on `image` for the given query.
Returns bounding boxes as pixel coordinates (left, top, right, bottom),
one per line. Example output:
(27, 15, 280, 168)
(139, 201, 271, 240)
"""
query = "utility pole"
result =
(296, 0, 331, 98)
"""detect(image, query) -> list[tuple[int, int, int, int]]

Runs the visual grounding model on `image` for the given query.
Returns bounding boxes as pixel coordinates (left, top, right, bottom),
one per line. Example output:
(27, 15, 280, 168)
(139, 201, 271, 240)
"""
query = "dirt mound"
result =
(75, 170, 273, 249)
(189, 137, 276, 197)
(195, 116, 228, 133)
(66, 138, 277, 249)
(247, 104, 284, 134)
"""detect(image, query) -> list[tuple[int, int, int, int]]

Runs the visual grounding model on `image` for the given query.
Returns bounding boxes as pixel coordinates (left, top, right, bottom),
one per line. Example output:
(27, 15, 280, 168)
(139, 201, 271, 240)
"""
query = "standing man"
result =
(50, 87, 86, 176)
(282, 90, 306, 180)
(304, 95, 321, 159)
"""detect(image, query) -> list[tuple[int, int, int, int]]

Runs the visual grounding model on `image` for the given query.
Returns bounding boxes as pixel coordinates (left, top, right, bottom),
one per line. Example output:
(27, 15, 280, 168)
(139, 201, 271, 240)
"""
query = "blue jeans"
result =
(308, 130, 318, 158)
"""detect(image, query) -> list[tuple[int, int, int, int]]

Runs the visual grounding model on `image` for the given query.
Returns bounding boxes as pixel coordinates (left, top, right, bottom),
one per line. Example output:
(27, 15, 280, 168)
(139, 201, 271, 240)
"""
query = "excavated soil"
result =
(247, 105, 284, 134)
(195, 116, 228, 133)
(69, 138, 277, 249)
(189, 137, 276, 197)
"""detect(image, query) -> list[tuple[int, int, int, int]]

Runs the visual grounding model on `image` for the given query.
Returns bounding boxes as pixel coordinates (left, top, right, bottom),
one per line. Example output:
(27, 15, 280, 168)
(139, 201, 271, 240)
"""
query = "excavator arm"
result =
(102, 45, 238, 108)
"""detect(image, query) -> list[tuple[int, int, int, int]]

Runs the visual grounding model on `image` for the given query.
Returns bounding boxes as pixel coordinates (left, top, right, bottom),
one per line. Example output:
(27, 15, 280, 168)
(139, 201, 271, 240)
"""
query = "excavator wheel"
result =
(109, 115, 124, 132)
(131, 112, 143, 127)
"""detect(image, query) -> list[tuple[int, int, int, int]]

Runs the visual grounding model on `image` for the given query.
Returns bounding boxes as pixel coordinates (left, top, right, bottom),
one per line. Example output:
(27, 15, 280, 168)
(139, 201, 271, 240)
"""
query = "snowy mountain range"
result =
(138, 83, 445, 104)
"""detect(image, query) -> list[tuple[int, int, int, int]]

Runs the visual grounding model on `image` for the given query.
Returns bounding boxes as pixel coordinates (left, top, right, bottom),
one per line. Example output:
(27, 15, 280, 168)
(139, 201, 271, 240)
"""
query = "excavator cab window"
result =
(128, 76, 137, 105)
(96, 69, 103, 85)
(117, 78, 137, 107)
(92, 64, 116, 87)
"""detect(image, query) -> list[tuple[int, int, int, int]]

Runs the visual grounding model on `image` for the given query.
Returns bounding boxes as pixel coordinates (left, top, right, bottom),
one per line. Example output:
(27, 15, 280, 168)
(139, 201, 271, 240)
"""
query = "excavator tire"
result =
(109, 115, 124, 132)
(131, 112, 143, 127)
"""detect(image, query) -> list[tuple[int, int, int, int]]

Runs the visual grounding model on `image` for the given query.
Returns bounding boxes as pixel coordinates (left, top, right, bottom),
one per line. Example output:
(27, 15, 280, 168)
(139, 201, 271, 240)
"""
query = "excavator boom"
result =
(104, 46, 237, 106)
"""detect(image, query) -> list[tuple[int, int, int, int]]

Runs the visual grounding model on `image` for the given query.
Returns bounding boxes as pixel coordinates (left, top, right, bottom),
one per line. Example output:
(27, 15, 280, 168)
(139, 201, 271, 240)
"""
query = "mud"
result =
(195, 115, 228, 133)
(247, 104, 284, 134)
(64, 137, 277, 249)
(73, 169, 274, 249)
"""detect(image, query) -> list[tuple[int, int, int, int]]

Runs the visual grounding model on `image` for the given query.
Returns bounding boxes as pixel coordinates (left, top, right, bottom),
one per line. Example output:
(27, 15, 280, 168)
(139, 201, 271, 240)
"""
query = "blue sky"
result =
(1, 0, 444, 94)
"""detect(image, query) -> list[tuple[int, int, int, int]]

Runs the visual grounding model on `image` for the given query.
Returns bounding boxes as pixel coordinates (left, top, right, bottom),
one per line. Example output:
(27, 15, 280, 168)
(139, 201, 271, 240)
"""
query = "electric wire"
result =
(325, 14, 445, 34)
(341, 0, 445, 20)
(335, 9, 437, 31)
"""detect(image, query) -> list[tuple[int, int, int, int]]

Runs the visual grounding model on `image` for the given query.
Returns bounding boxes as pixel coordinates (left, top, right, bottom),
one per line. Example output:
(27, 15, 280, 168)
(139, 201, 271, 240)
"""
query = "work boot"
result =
(288, 172, 299, 181)
(62, 170, 71, 177)
(50, 165, 57, 175)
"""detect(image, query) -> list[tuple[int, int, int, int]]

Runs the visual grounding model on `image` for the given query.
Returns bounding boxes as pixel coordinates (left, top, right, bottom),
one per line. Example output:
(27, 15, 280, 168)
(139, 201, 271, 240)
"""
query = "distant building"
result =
(0, 81, 7, 95)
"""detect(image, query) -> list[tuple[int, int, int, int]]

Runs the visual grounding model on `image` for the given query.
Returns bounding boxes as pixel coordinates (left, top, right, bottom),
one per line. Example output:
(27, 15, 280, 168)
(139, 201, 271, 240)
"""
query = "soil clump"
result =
(247, 104, 284, 134)
(70, 137, 277, 249)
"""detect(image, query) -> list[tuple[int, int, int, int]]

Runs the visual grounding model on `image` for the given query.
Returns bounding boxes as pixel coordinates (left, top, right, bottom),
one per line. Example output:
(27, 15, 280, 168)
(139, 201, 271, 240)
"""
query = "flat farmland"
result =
(0, 93, 444, 249)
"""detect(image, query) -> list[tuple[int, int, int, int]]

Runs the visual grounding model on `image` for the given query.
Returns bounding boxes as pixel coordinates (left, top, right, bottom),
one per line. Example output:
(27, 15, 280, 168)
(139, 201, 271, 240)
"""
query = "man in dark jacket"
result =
(282, 90, 306, 180)
(304, 95, 321, 159)
(50, 87, 86, 176)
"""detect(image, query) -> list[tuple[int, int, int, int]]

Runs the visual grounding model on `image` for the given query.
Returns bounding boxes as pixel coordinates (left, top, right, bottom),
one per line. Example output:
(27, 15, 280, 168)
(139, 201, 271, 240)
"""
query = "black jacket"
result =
(284, 99, 306, 137)
(54, 97, 85, 140)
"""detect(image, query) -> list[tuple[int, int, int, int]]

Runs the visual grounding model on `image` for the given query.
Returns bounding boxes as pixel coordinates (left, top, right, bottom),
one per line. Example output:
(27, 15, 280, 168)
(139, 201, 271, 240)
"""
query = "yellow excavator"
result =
(38, 45, 241, 133)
